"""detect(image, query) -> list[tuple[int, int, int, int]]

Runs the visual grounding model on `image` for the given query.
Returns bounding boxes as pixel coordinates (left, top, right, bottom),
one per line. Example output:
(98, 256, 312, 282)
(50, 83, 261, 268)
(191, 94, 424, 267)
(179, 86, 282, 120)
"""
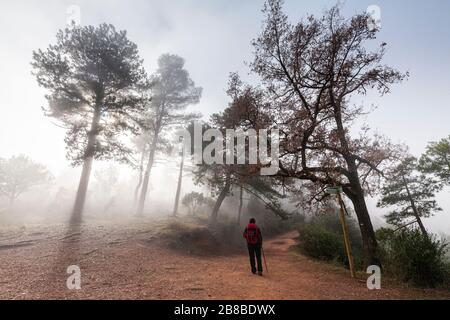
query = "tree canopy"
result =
(135, 53, 202, 216)
(32, 23, 148, 222)
(247, 0, 406, 265)
(378, 156, 442, 236)
(419, 135, 450, 186)
(32, 23, 148, 165)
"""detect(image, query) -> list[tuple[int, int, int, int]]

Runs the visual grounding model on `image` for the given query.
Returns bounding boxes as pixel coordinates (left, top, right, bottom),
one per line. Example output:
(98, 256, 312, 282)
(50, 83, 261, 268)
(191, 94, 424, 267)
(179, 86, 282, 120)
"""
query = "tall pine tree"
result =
(377, 157, 442, 236)
(32, 24, 148, 223)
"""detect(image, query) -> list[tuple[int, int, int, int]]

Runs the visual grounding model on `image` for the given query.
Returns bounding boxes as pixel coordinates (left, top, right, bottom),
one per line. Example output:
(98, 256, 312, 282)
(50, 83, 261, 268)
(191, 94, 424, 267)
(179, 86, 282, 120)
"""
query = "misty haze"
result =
(0, 0, 449, 303)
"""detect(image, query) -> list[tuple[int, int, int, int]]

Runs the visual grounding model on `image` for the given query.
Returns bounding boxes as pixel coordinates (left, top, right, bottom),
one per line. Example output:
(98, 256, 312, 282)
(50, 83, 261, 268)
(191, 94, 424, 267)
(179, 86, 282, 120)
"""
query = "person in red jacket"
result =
(243, 218, 263, 276)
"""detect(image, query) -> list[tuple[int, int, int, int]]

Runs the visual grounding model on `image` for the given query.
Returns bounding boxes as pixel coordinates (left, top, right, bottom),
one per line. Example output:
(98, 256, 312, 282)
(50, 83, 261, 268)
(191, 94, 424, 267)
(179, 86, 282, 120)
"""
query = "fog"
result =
(0, 0, 449, 235)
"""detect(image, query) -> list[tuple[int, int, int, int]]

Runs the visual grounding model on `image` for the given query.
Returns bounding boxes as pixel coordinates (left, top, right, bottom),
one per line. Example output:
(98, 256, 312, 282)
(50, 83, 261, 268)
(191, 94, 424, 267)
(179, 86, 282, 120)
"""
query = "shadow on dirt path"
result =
(1, 226, 449, 300)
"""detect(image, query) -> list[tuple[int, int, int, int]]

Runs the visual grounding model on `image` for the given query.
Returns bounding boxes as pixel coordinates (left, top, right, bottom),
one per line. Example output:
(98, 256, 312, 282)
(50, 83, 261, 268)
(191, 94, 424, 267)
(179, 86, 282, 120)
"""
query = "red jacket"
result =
(243, 223, 262, 246)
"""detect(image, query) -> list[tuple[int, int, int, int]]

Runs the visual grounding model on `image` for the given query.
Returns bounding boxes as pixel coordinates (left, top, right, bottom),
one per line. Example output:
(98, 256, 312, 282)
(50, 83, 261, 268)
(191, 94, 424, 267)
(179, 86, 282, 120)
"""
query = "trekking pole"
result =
(262, 246, 269, 273)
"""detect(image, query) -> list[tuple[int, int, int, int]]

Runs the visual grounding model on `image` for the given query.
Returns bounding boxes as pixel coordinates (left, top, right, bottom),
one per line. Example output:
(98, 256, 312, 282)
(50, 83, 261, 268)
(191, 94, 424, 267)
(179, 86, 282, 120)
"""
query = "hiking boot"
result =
(252, 270, 257, 275)
(258, 271, 263, 276)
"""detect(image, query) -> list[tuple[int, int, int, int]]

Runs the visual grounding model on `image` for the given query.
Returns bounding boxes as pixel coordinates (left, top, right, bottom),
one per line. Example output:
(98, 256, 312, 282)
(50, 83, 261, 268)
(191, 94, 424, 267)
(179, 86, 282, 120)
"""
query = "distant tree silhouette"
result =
(0, 155, 51, 205)
(182, 192, 205, 215)
(135, 54, 202, 216)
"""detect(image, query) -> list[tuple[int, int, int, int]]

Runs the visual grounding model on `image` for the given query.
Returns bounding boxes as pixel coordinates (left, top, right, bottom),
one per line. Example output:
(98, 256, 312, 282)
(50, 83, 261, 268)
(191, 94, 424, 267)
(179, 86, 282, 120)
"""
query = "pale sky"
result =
(0, 0, 449, 233)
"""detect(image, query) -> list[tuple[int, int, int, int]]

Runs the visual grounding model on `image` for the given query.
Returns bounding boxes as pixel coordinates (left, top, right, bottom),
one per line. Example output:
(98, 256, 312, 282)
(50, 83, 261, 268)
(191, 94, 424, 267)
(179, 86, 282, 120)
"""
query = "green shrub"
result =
(310, 214, 363, 254)
(376, 227, 450, 288)
(298, 223, 346, 262)
(297, 214, 363, 270)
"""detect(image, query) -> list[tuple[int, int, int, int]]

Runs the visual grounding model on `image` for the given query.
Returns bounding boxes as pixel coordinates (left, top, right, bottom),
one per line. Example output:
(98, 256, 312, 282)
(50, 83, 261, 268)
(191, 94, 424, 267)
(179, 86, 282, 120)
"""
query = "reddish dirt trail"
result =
(0, 224, 449, 300)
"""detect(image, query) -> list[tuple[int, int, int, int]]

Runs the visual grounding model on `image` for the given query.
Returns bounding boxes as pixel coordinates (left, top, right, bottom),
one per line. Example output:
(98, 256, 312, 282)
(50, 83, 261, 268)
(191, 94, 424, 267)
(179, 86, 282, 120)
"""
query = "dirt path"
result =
(0, 224, 449, 300)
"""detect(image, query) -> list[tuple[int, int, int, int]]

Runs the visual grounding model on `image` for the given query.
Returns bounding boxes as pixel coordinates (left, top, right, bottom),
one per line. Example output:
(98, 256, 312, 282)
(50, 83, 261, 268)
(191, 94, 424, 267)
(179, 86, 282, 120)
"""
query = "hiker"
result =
(243, 218, 263, 276)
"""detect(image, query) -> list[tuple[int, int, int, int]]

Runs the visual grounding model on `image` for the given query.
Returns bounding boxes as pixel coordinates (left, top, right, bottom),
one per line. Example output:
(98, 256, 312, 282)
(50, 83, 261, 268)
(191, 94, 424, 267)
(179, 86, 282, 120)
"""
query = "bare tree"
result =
(250, 0, 406, 265)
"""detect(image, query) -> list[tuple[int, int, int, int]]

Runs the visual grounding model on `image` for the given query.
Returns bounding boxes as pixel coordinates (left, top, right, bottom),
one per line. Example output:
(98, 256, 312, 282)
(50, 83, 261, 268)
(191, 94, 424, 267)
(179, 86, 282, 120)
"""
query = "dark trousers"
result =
(247, 244, 263, 273)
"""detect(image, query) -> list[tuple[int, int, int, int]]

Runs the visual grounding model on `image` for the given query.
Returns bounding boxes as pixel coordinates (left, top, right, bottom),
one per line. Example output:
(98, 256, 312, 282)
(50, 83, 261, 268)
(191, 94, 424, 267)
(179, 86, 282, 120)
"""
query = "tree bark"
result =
(135, 134, 158, 217)
(402, 174, 428, 236)
(237, 186, 243, 225)
(70, 107, 101, 224)
(172, 145, 184, 216)
(210, 172, 231, 224)
(343, 170, 379, 268)
(332, 95, 379, 267)
(133, 148, 146, 210)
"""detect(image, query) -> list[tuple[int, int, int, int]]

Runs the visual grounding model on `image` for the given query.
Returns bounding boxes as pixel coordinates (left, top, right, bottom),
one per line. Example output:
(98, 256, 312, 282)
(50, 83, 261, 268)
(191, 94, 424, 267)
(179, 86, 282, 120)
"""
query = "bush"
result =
(157, 220, 223, 255)
(298, 223, 346, 262)
(310, 214, 363, 253)
(297, 213, 363, 270)
(376, 227, 450, 288)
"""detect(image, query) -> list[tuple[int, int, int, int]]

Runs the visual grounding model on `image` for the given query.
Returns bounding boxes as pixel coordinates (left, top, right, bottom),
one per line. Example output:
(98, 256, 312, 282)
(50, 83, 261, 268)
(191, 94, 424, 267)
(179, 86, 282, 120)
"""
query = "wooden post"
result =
(337, 192, 356, 278)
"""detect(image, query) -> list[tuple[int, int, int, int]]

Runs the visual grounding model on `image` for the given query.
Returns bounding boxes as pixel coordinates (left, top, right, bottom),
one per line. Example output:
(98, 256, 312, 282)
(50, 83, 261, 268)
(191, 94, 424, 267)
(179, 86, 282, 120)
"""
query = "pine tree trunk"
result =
(210, 172, 231, 224)
(70, 107, 101, 224)
(402, 174, 428, 236)
(237, 186, 243, 225)
(136, 134, 158, 217)
(172, 146, 184, 216)
(414, 214, 428, 237)
(133, 149, 146, 210)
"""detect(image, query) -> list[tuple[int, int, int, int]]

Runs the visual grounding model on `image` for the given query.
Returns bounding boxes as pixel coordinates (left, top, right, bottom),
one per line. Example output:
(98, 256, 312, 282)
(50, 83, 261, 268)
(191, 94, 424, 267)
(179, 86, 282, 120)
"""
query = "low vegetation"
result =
(297, 213, 363, 270)
(376, 227, 450, 288)
(297, 213, 450, 288)
(155, 220, 225, 256)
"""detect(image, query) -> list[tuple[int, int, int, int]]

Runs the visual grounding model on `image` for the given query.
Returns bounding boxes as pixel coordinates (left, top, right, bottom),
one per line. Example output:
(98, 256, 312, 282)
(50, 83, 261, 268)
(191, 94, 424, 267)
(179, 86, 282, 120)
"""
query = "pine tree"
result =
(419, 135, 450, 186)
(377, 157, 442, 236)
(32, 23, 148, 223)
(135, 54, 202, 216)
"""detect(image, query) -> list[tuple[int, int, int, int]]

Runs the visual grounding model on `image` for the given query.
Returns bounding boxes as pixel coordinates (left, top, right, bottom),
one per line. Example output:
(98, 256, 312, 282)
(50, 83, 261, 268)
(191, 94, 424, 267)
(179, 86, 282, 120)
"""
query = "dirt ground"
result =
(0, 220, 449, 300)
